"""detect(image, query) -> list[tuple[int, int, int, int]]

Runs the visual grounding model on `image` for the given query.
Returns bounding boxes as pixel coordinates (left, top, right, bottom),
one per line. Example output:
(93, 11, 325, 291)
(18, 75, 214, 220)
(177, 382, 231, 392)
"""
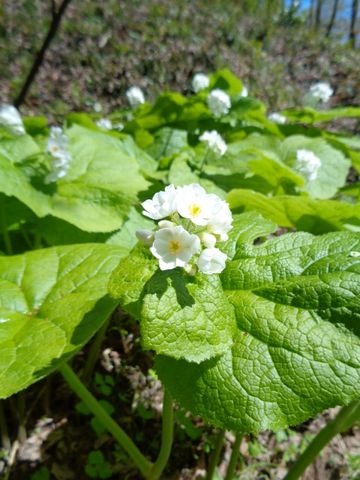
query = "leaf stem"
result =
(224, 432, 243, 480)
(81, 316, 110, 384)
(59, 362, 153, 477)
(285, 400, 360, 480)
(206, 429, 225, 480)
(148, 389, 174, 480)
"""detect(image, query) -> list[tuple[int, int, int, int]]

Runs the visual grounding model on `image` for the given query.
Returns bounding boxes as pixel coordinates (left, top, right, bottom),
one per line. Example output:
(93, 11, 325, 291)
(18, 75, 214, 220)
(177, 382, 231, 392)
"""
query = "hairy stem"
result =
(59, 362, 153, 477)
(224, 433, 243, 480)
(148, 389, 174, 480)
(206, 429, 225, 480)
(285, 400, 360, 480)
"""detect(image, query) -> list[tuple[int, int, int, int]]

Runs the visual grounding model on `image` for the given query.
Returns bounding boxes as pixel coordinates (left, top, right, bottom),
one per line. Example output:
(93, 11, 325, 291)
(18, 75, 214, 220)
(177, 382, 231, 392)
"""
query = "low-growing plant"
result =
(0, 69, 359, 479)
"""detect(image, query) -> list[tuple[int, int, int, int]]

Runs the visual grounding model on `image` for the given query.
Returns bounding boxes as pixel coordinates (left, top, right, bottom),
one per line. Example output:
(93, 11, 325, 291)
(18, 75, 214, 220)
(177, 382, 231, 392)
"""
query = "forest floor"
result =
(0, 1, 360, 479)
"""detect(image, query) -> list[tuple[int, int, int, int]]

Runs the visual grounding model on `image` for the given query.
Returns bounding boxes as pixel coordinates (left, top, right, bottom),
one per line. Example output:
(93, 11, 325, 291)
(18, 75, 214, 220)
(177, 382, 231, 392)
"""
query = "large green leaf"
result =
(156, 213, 360, 432)
(228, 189, 360, 233)
(0, 125, 150, 232)
(0, 244, 123, 398)
(109, 246, 237, 362)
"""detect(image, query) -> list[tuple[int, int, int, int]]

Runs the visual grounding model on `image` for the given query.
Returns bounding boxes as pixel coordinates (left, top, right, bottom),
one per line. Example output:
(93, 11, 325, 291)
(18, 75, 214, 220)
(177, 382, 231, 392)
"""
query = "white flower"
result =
(199, 130, 227, 156)
(206, 194, 233, 236)
(93, 102, 103, 113)
(142, 185, 178, 220)
(308, 82, 333, 103)
(150, 226, 201, 270)
(192, 73, 210, 93)
(197, 248, 227, 274)
(96, 118, 112, 130)
(295, 149, 322, 181)
(45, 126, 72, 183)
(176, 184, 212, 226)
(126, 86, 145, 108)
(268, 112, 287, 124)
(136, 230, 154, 246)
(240, 85, 248, 97)
(0, 104, 25, 135)
(113, 122, 124, 131)
(207, 89, 231, 117)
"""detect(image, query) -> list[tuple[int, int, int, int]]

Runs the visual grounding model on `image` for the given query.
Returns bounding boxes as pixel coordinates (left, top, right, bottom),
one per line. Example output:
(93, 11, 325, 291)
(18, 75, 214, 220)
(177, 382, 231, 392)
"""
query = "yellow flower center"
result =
(189, 203, 202, 217)
(168, 240, 182, 254)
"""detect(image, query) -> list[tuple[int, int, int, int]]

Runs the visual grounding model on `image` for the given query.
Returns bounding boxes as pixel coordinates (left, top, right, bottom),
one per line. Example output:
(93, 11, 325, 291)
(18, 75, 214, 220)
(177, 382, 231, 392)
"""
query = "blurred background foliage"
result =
(0, 0, 359, 118)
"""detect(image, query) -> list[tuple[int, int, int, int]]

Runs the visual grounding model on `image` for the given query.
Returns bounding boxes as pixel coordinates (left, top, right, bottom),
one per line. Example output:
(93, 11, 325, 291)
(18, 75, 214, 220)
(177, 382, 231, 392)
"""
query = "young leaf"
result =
(0, 244, 124, 399)
(156, 213, 360, 433)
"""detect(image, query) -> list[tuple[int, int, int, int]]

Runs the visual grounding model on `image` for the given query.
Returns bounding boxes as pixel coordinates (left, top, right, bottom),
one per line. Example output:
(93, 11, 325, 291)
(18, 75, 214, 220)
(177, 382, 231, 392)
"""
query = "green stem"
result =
(59, 363, 153, 478)
(206, 430, 225, 480)
(285, 400, 360, 480)
(224, 433, 243, 480)
(148, 389, 174, 480)
(2, 230, 13, 255)
(82, 317, 110, 384)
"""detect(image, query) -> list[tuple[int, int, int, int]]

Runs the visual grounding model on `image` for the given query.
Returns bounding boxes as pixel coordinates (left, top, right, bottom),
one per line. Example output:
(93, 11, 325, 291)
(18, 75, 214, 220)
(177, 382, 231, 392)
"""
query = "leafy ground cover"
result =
(0, 1, 360, 479)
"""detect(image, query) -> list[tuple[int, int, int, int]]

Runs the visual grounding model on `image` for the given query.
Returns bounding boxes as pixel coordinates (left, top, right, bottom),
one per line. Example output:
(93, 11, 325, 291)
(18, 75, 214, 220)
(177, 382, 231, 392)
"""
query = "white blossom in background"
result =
(308, 82, 333, 103)
(45, 126, 72, 183)
(192, 73, 210, 93)
(126, 86, 145, 108)
(113, 122, 124, 131)
(199, 130, 227, 156)
(138, 184, 233, 274)
(240, 85, 248, 97)
(295, 149, 322, 181)
(0, 104, 25, 135)
(268, 112, 287, 124)
(96, 118, 113, 130)
(207, 89, 231, 117)
(93, 102, 103, 113)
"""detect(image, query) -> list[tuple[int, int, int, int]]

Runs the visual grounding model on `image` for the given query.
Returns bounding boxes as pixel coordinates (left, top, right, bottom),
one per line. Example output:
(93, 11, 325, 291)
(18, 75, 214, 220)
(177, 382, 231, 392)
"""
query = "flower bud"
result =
(199, 232, 217, 248)
(136, 229, 154, 246)
(158, 220, 176, 229)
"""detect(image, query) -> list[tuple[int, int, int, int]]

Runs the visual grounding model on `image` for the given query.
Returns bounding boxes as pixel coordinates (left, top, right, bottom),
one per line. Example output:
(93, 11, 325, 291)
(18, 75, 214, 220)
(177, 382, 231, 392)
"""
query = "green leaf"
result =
(283, 106, 360, 124)
(156, 213, 360, 433)
(109, 246, 236, 362)
(0, 125, 150, 232)
(0, 244, 123, 398)
(146, 127, 187, 161)
(228, 189, 360, 234)
(141, 271, 236, 362)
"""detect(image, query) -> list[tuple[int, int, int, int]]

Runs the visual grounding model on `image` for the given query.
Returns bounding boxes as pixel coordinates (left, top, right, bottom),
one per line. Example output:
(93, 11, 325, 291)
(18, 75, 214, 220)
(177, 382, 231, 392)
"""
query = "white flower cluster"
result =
(295, 149, 322, 181)
(192, 73, 210, 93)
(0, 104, 25, 135)
(126, 86, 145, 108)
(308, 82, 333, 103)
(199, 130, 227, 156)
(207, 89, 231, 117)
(45, 126, 72, 183)
(268, 112, 287, 124)
(137, 184, 233, 274)
(96, 118, 113, 130)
